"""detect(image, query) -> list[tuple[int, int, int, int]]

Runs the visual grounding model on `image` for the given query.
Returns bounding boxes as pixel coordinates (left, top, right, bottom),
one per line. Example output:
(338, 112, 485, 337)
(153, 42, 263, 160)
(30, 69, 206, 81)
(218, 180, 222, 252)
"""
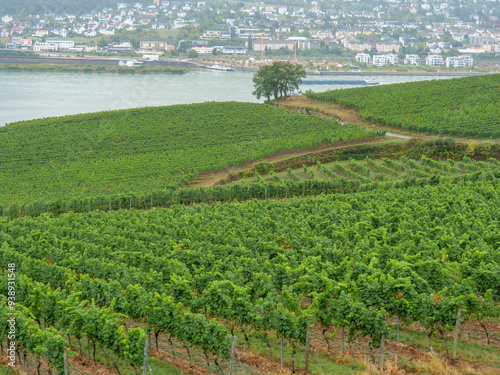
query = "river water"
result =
(0, 69, 460, 126)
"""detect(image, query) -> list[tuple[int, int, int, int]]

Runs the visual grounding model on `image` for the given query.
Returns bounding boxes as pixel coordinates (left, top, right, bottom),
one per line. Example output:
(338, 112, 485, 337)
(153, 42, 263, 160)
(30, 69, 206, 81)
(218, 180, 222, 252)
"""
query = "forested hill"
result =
(0, 0, 148, 16)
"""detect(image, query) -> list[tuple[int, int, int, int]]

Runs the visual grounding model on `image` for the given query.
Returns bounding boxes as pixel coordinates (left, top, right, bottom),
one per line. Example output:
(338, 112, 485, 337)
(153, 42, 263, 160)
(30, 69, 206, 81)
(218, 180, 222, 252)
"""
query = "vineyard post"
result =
(265, 186, 267, 199)
(109, 198, 111, 211)
(64, 348, 68, 375)
(280, 337, 284, 368)
(341, 326, 345, 356)
(142, 338, 148, 375)
(380, 320, 387, 373)
(453, 304, 462, 359)
(22, 350, 27, 372)
(88, 199, 91, 212)
(304, 323, 311, 375)
(130, 198, 132, 210)
(150, 195, 153, 209)
(397, 315, 400, 344)
(229, 335, 237, 375)
(87, 337, 91, 361)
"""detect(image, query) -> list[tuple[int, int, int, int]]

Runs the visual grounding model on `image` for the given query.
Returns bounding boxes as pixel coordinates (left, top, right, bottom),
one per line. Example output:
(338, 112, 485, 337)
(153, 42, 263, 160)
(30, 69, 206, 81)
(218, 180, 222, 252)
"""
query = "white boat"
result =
(362, 77, 379, 85)
(205, 64, 234, 71)
(118, 60, 143, 67)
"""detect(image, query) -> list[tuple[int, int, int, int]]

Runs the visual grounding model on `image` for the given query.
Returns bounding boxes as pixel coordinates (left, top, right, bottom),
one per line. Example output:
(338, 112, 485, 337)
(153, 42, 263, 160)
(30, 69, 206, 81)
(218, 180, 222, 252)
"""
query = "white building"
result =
(426, 55, 445, 66)
(345, 39, 373, 52)
(375, 42, 400, 53)
(49, 40, 75, 50)
(191, 47, 213, 54)
(34, 29, 49, 37)
(355, 52, 371, 64)
(404, 54, 421, 65)
(33, 42, 59, 51)
(372, 53, 399, 66)
(253, 40, 294, 52)
(446, 55, 473, 68)
(221, 45, 247, 54)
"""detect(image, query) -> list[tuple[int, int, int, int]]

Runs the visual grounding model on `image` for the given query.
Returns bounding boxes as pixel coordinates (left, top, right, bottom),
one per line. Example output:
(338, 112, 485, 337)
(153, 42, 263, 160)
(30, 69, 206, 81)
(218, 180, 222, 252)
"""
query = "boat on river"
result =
(302, 77, 379, 85)
(205, 64, 235, 71)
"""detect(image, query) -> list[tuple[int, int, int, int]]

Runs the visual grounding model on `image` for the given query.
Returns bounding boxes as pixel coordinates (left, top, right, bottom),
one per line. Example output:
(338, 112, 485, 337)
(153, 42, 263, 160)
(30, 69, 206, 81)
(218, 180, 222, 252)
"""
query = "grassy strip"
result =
(385, 325, 500, 366)
(66, 336, 185, 375)
(238, 332, 366, 374)
(0, 365, 15, 375)
(0, 63, 188, 73)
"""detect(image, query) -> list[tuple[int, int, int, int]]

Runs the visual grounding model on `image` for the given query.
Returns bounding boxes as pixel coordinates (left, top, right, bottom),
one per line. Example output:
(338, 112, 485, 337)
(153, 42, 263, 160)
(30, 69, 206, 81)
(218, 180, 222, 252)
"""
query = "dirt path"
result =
(278, 96, 500, 144)
(189, 137, 397, 188)
(277, 97, 423, 138)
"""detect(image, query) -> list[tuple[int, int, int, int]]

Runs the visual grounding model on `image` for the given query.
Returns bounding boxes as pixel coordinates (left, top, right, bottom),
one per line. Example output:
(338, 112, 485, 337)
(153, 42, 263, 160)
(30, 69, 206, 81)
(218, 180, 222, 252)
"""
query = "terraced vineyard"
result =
(0, 102, 383, 208)
(232, 156, 500, 186)
(0, 175, 499, 374)
(4, 156, 498, 218)
(305, 74, 500, 137)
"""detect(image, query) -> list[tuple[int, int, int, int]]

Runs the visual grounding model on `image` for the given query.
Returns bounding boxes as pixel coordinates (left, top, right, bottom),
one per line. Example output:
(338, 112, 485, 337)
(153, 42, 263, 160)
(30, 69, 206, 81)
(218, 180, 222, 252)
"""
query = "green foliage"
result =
(1, 157, 498, 218)
(187, 49, 199, 58)
(0, 102, 380, 209)
(306, 75, 500, 137)
(0, 174, 499, 361)
(253, 62, 306, 101)
(0, 0, 124, 15)
(253, 162, 274, 175)
(0, 64, 187, 74)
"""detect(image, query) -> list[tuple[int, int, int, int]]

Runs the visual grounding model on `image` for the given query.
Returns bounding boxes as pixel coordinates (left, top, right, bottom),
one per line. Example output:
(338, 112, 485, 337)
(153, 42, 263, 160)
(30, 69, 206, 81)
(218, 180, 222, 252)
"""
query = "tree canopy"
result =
(252, 62, 306, 102)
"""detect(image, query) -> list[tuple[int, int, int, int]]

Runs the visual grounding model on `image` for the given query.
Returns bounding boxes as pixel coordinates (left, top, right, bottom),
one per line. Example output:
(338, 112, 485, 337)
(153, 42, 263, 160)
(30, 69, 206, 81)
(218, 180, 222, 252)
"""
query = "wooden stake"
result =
(142, 338, 148, 375)
(304, 323, 311, 375)
(380, 321, 387, 373)
(397, 315, 400, 344)
(341, 326, 345, 357)
(281, 337, 284, 368)
(229, 335, 237, 375)
(453, 304, 462, 359)
(64, 348, 68, 375)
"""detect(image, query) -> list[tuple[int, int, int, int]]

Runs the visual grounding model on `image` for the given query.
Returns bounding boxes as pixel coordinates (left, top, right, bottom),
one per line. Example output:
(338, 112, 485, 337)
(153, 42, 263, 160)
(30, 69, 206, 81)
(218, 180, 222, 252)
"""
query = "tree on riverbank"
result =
(252, 62, 306, 102)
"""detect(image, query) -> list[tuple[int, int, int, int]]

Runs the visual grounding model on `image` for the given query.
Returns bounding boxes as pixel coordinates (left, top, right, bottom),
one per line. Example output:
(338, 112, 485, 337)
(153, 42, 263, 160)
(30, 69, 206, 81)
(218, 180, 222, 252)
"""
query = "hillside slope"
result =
(0, 102, 382, 207)
(305, 74, 500, 137)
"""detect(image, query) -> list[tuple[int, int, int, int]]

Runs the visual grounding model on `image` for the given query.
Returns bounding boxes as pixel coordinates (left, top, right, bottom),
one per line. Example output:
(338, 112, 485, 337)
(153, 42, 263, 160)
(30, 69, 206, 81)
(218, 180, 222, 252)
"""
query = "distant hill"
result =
(0, 0, 147, 16)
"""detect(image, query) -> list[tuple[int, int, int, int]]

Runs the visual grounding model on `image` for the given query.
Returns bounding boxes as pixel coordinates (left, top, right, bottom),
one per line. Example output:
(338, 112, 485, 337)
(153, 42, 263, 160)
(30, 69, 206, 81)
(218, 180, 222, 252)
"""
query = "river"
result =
(0, 68, 461, 126)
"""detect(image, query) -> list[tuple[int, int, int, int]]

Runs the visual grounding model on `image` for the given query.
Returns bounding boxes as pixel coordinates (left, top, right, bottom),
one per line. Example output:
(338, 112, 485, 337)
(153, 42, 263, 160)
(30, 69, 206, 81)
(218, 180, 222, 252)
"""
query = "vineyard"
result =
(0, 173, 499, 374)
(228, 155, 500, 187)
(3, 153, 499, 218)
(0, 102, 382, 208)
(305, 74, 500, 138)
(1, 88, 500, 375)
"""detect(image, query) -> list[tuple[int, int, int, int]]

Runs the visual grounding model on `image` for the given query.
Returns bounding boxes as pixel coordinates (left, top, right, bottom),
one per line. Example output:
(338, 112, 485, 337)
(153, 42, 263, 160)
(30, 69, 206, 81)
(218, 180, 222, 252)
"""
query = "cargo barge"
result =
(302, 77, 380, 85)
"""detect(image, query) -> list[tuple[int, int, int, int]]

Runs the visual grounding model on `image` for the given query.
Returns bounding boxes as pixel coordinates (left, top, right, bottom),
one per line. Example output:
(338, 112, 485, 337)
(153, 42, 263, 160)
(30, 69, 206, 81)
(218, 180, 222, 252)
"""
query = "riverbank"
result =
(0, 63, 187, 74)
(1, 54, 496, 76)
(237, 66, 493, 76)
(0, 54, 197, 68)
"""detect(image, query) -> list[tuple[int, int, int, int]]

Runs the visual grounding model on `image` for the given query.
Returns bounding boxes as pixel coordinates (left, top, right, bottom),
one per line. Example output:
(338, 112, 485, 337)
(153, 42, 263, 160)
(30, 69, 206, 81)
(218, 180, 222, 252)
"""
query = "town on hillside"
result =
(1, 0, 499, 70)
